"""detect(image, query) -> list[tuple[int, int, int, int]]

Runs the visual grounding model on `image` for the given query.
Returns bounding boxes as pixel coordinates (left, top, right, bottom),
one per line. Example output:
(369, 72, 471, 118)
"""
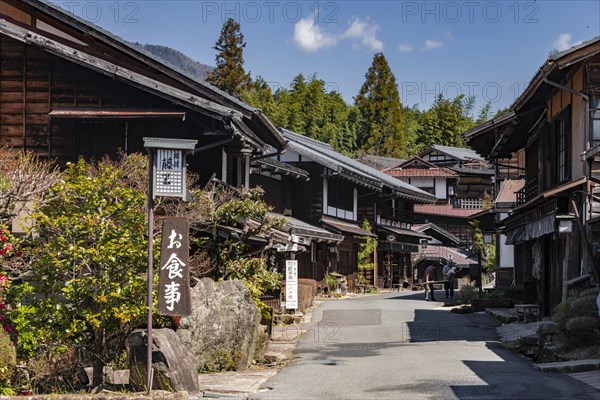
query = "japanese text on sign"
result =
(155, 149, 184, 197)
(285, 260, 298, 310)
(158, 217, 191, 316)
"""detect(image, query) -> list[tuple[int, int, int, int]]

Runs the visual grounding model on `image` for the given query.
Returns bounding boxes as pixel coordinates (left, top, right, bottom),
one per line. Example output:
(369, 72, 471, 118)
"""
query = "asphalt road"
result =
(251, 290, 600, 400)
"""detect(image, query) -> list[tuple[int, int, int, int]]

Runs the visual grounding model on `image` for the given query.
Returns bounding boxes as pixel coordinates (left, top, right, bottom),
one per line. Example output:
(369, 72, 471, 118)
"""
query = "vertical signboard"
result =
(155, 149, 185, 198)
(158, 217, 191, 316)
(285, 260, 298, 310)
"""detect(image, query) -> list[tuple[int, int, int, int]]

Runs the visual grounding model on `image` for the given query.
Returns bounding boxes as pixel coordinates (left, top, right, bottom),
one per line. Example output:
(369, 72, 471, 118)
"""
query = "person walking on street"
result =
(443, 262, 456, 299)
(424, 264, 437, 301)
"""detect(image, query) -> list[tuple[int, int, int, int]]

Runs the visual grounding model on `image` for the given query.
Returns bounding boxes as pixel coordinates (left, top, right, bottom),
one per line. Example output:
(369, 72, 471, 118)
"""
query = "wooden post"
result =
(146, 151, 154, 395)
(373, 240, 378, 288)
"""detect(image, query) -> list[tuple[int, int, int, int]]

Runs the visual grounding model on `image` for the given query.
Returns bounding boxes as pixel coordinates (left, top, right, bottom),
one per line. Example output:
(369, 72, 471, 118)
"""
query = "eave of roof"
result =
(252, 158, 310, 180)
(512, 36, 600, 112)
(461, 112, 517, 158)
(377, 225, 431, 240)
(420, 145, 484, 162)
(413, 223, 461, 244)
(281, 129, 437, 203)
(269, 213, 344, 243)
(321, 216, 377, 238)
(15, 0, 287, 152)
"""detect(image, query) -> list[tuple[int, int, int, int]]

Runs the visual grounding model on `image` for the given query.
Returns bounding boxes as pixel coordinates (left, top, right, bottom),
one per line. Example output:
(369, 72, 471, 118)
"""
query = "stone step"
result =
(534, 359, 600, 373)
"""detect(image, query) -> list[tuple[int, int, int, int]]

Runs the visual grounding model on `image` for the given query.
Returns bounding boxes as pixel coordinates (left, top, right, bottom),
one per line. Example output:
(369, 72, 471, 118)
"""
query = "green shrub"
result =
(199, 347, 243, 373)
(26, 348, 81, 394)
(552, 297, 575, 333)
(0, 329, 16, 393)
(565, 316, 600, 343)
(0, 329, 15, 368)
(324, 274, 338, 293)
(571, 295, 599, 318)
(579, 288, 600, 298)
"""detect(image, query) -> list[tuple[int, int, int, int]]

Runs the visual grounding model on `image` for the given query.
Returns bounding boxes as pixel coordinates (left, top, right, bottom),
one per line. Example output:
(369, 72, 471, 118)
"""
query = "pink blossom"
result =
(0, 235, 6, 242)
(4, 243, 12, 252)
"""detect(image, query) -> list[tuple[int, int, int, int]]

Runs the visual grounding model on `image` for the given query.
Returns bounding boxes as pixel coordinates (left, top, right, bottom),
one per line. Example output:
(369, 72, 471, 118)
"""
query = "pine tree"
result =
(354, 53, 405, 158)
(206, 18, 252, 98)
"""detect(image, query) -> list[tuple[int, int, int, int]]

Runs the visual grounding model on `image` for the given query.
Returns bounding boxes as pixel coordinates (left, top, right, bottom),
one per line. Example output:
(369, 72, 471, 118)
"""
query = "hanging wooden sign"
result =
(158, 217, 191, 316)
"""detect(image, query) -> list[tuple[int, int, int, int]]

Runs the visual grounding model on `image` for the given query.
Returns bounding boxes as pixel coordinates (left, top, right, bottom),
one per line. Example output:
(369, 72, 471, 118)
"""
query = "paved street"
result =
(251, 291, 600, 400)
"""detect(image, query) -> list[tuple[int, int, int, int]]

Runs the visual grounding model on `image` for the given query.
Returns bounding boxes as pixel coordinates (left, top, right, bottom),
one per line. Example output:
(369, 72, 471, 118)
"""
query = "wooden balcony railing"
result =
(382, 208, 414, 224)
(516, 177, 539, 206)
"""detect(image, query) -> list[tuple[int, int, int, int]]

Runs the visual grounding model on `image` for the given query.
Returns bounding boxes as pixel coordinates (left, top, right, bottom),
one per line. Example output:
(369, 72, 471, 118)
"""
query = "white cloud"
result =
(553, 33, 575, 51)
(293, 17, 338, 52)
(398, 43, 413, 52)
(342, 18, 384, 52)
(292, 16, 383, 53)
(423, 39, 444, 50)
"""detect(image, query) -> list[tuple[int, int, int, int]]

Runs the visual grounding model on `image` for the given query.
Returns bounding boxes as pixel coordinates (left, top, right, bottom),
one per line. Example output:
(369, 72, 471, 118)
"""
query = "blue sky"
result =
(51, 1, 600, 113)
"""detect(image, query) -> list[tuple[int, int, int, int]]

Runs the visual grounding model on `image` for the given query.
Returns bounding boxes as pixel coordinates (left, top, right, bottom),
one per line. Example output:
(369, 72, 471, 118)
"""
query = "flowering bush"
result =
(0, 227, 19, 346)
(0, 273, 16, 347)
(0, 228, 20, 258)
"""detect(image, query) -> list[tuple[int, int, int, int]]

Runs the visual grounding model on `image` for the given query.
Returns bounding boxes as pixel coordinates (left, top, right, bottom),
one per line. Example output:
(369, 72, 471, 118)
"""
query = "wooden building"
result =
(411, 145, 494, 247)
(250, 157, 344, 278)
(277, 129, 436, 287)
(0, 0, 286, 190)
(464, 36, 600, 316)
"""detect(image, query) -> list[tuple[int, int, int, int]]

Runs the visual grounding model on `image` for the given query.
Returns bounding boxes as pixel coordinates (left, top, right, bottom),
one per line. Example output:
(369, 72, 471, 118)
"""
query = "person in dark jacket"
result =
(443, 261, 456, 299)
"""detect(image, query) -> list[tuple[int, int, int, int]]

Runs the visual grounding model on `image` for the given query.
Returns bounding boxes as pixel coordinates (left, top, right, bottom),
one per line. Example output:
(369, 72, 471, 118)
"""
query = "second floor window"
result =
(324, 178, 357, 221)
(555, 107, 571, 184)
(328, 179, 353, 211)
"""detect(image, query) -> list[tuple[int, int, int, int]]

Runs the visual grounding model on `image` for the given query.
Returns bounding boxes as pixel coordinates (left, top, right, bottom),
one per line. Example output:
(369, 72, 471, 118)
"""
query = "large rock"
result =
(127, 329, 199, 393)
(177, 278, 262, 371)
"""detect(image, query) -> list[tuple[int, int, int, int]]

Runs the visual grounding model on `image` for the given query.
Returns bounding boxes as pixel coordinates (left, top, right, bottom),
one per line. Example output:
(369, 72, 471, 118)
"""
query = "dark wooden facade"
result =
(465, 38, 600, 316)
(278, 130, 436, 287)
(1, 0, 285, 189)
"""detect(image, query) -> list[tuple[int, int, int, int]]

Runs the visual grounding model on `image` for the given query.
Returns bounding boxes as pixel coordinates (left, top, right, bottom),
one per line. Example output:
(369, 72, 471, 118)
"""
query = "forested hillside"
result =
(139, 26, 506, 160)
(137, 43, 213, 80)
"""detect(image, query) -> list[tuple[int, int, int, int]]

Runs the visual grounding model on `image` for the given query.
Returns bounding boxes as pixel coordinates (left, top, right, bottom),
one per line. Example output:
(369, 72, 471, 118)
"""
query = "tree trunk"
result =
(92, 329, 104, 388)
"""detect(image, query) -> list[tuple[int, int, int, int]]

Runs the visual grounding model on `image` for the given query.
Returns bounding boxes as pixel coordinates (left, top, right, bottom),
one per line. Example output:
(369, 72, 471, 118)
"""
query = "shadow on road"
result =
(407, 309, 499, 342)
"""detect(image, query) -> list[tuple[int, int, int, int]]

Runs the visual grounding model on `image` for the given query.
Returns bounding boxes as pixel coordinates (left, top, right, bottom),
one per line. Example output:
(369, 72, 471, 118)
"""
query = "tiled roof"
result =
(359, 154, 404, 171)
(268, 213, 343, 243)
(414, 223, 460, 244)
(280, 129, 437, 203)
(414, 204, 482, 218)
(386, 168, 457, 178)
(422, 145, 484, 162)
(412, 245, 477, 267)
